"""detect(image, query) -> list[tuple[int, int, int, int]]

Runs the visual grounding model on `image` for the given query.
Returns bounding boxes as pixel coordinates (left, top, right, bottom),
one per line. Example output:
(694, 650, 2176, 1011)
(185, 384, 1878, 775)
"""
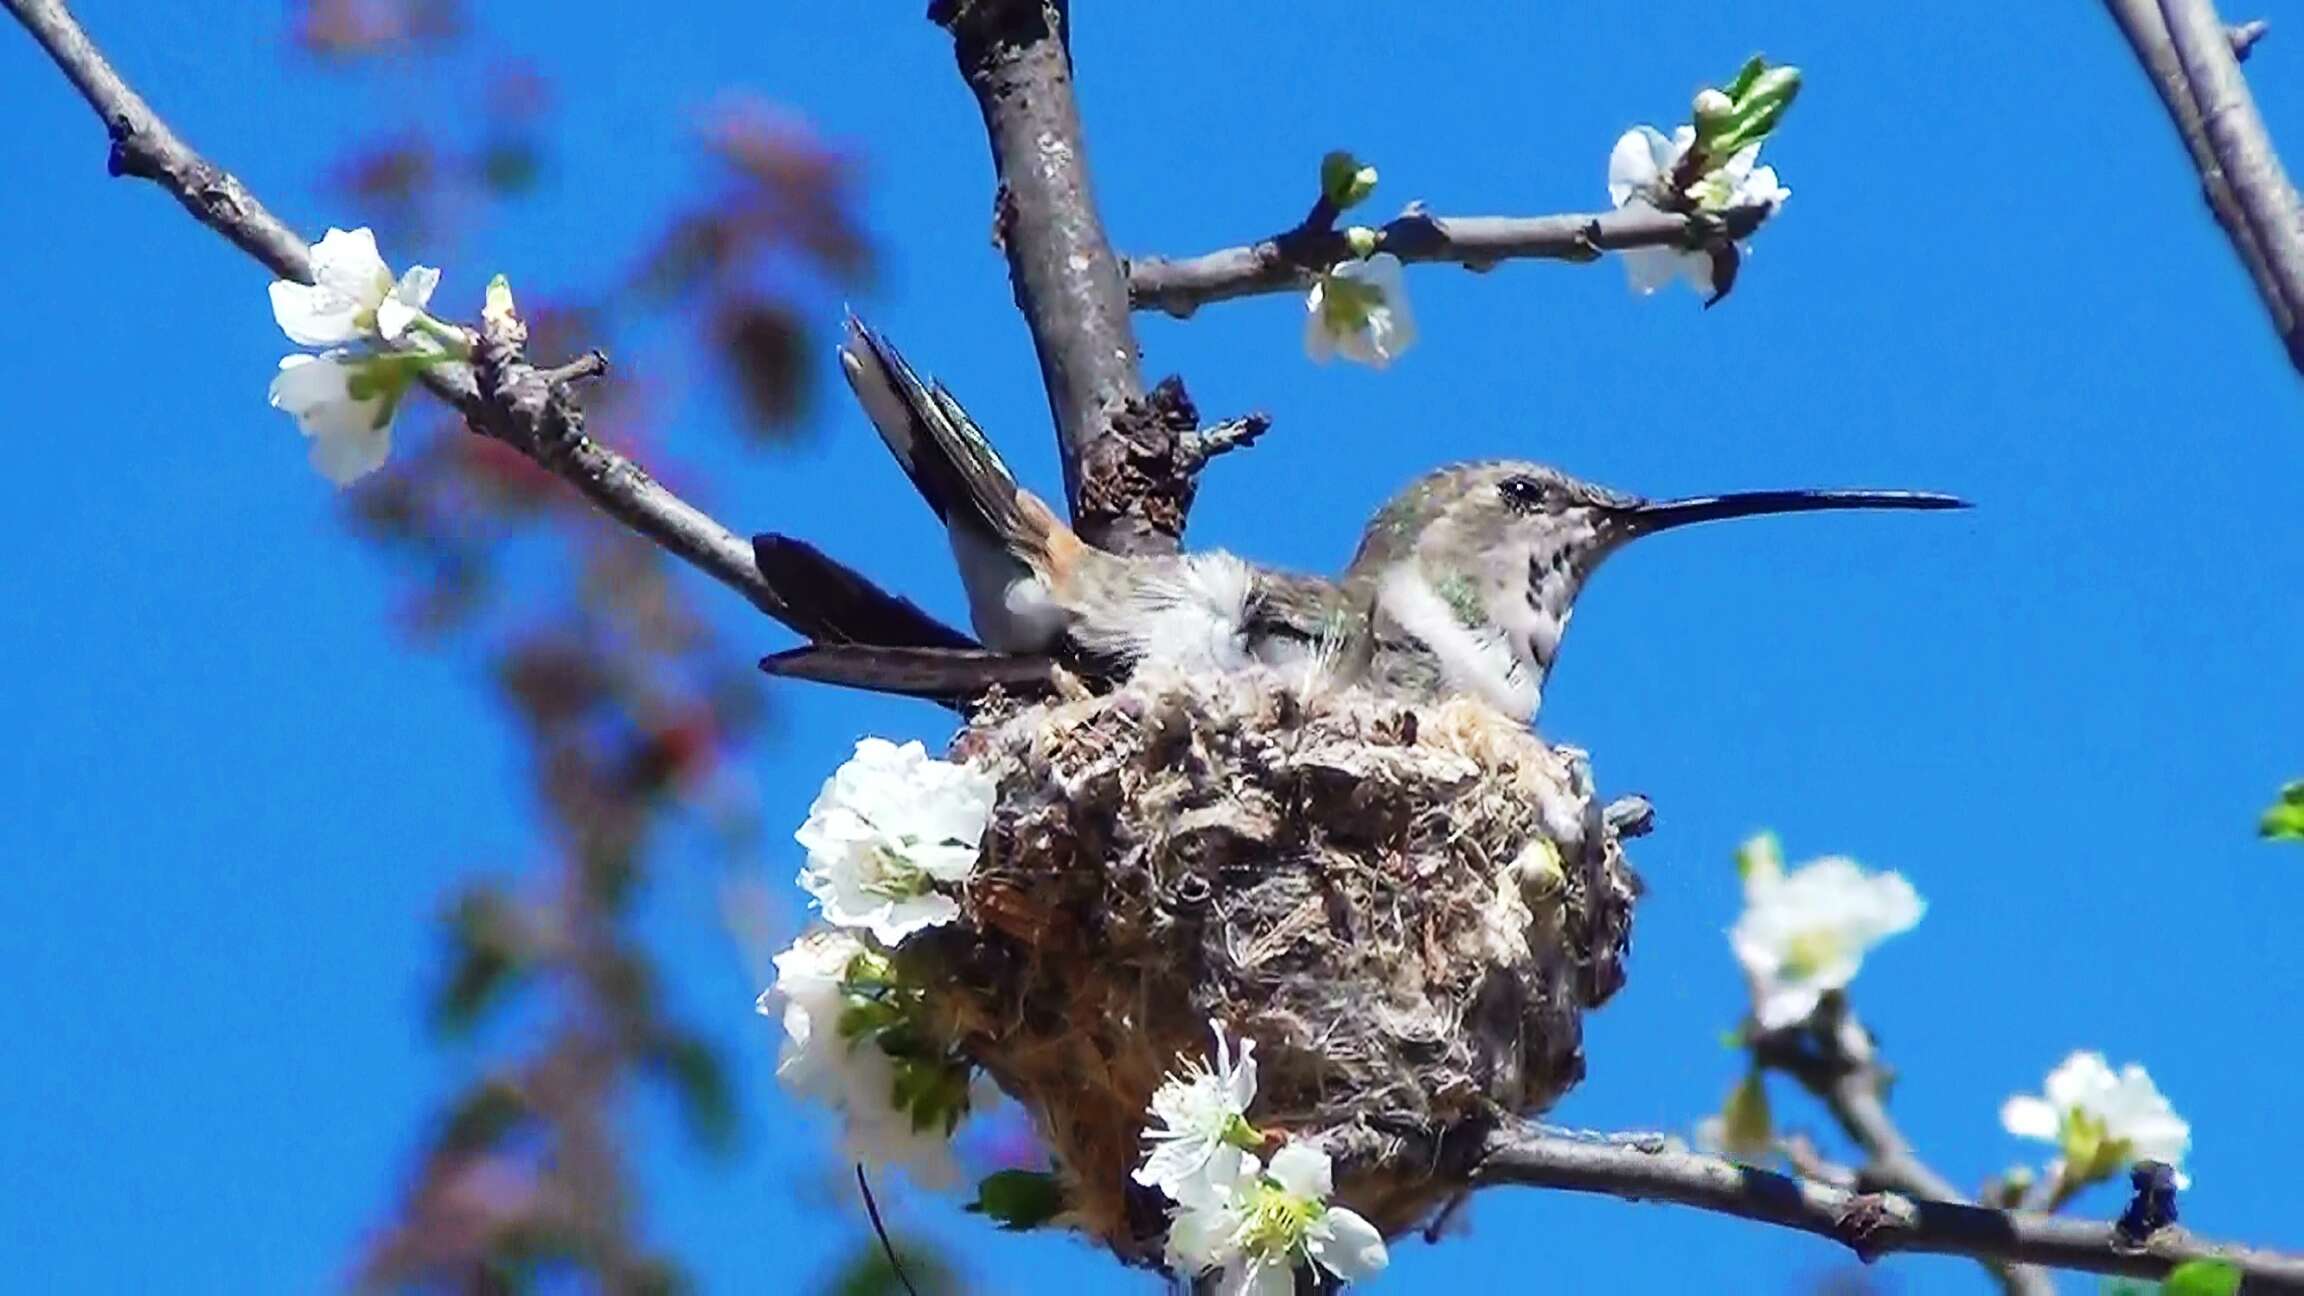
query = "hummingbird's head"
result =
(1346, 459, 1966, 720)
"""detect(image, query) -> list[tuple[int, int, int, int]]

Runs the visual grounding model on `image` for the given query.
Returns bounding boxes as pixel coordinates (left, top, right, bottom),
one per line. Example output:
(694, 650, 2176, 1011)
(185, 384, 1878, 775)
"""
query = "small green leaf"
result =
(1698, 64, 1804, 158)
(967, 1169, 1066, 1231)
(2259, 779, 2304, 841)
(2163, 1259, 2243, 1296)
(1735, 832, 1783, 887)
(1737, 66, 1803, 117)
(1718, 1071, 1774, 1160)
(1725, 55, 1769, 101)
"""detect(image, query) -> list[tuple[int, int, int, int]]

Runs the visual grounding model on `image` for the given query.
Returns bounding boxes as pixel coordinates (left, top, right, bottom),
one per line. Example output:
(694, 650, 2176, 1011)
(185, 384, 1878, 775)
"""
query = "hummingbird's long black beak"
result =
(1625, 489, 1969, 535)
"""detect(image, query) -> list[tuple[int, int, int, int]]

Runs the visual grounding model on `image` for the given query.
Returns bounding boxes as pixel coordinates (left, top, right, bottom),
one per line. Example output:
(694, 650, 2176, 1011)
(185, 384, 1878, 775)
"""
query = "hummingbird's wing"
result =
(758, 644, 1062, 705)
(750, 534, 978, 650)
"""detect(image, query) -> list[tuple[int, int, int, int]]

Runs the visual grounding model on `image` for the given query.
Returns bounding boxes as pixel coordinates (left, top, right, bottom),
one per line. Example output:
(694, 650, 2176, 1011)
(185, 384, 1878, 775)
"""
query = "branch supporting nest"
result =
(1475, 1128, 2304, 1290)
(1750, 1001, 2053, 1295)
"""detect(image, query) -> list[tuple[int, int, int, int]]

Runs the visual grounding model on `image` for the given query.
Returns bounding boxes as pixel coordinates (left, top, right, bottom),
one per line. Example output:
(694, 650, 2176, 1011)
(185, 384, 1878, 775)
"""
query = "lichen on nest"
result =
(907, 666, 1641, 1265)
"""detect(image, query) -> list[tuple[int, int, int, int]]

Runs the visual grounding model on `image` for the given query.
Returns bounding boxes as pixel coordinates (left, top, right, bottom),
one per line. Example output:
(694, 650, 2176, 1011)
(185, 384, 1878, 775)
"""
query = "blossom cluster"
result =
(1728, 832, 1923, 1031)
(2003, 1050, 2192, 1196)
(1137, 1021, 1389, 1295)
(1713, 834, 2192, 1200)
(266, 227, 455, 484)
(1606, 123, 1790, 299)
(758, 737, 1000, 1183)
(1298, 60, 1801, 370)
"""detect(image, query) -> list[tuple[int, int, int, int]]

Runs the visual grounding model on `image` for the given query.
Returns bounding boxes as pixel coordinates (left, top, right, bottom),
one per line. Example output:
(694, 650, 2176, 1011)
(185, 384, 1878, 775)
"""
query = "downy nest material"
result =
(914, 666, 1641, 1266)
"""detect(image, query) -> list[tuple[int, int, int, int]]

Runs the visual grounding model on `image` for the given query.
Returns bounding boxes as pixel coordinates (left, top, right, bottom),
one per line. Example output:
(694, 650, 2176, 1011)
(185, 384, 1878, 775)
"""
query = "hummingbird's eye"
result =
(1498, 475, 1549, 512)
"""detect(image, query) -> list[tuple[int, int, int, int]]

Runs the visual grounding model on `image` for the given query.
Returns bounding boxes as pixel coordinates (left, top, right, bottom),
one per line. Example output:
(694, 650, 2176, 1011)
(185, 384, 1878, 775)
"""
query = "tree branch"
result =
(4, 0, 824, 638)
(2157, 0, 2304, 361)
(931, 0, 1196, 557)
(1125, 204, 1771, 317)
(6, 0, 308, 279)
(1474, 1129, 2304, 1291)
(1751, 1000, 2054, 1296)
(2101, 0, 2304, 371)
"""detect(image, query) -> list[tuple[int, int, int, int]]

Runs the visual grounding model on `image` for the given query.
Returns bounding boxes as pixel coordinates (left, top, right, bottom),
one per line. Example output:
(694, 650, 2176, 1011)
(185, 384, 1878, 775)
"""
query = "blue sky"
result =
(3, 2, 2300, 1292)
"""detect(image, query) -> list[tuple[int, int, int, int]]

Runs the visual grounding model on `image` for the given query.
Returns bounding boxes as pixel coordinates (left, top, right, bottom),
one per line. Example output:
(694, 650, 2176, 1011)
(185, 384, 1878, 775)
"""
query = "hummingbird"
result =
(1335, 462, 1966, 723)
(754, 319, 1340, 701)
(755, 321, 1968, 719)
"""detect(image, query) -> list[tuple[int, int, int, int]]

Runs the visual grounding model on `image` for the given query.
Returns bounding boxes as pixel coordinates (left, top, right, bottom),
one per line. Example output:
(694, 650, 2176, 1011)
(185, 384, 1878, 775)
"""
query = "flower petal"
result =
(2000, 1095, 2061, 1141)
(1751, 979, 1822, 1032)
(309, 227, 390, 296)
(308, 419, 393, 485)
(1265, 1141, 1333, 1199)
(2045, 1052, 2114, 1109)
(1307, 1207, 1388, 1281)
(268, 279, 362, 347)
(1303, 282, 1338, 363)
(393, 263, 440, 310)
(1240, 1260, 1295, 1296)
(1165, 1199, 1239, 1271)
(1618, 244, 1687, 297)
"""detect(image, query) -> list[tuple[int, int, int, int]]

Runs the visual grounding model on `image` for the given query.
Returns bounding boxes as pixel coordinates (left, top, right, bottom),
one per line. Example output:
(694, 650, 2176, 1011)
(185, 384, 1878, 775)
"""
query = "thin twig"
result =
(855, 1165, 921, 1296)
(2101, 0, 2304, 370)
(538, 349, 610, 388)
(1752, 1001, 2055, 1296)
(1779, 1131, 1860, 1190)
(1175, 412, 1270, 473)
(1474, 1128, 2304, 1290)
(2228, 18, 2270, 60)
(1125, 204, 1770, 317)
(3, 0, 826, 637)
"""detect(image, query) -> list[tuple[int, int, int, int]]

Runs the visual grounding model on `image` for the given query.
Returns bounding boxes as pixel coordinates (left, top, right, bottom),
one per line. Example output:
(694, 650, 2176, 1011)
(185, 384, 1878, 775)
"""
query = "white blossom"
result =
(269, 226, 440, 346)
(1729, 839, 1923, 1030)
(2001, 1051, 2191, 1190)
(1304, 253, 1415, 368)
(1606, 126, 1790, 297)
(795, 737, 998, 945)
(268, 351, 402, 485)
(757, 929, 963, 1188)
(1135, 1020, 1263, 1208)
(1165, 1142, 1388, 1296)
(762, 929, 871, 1103)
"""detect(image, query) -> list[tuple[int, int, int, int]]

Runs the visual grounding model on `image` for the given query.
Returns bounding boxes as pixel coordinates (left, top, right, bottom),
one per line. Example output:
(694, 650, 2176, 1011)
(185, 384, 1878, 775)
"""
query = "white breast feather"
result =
(1377, 564, 1539, 721)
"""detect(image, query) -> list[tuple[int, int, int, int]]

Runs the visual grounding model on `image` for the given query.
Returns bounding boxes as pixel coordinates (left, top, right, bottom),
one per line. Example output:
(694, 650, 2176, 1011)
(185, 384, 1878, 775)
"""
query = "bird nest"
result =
(907, 667, 1641, 1265)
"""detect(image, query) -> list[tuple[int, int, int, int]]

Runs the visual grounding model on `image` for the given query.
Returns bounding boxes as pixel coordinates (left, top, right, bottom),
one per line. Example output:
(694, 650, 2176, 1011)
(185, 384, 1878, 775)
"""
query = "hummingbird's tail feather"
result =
(838, 316, 1079, 651)
(750, 533, 979, 650)
(838, 318, 1060, 563)
(758, 644, 1060, 704)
